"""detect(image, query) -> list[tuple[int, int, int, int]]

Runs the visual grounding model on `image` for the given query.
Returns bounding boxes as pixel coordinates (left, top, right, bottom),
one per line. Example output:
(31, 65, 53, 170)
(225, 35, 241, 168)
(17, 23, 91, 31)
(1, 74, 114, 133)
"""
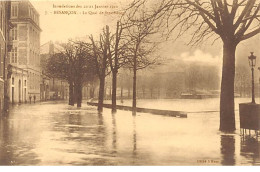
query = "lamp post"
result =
(248, 52, 256, 104)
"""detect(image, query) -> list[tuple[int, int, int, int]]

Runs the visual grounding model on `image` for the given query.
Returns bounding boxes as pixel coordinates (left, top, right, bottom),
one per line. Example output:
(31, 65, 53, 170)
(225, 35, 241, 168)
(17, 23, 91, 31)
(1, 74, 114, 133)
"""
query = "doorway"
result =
(19, 80, 21, 103)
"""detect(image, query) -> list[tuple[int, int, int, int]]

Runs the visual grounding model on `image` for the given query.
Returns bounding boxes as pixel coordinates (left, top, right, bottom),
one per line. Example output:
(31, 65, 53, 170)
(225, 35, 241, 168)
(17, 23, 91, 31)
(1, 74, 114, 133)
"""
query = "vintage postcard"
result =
(0, 0, 260, 166)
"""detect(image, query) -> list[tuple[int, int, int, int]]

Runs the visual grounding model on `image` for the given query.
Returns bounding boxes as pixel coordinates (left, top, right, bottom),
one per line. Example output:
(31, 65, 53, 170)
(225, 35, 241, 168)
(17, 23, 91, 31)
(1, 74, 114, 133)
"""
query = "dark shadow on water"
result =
(240, 137, 260, 165)
(220, 135, 235, 165)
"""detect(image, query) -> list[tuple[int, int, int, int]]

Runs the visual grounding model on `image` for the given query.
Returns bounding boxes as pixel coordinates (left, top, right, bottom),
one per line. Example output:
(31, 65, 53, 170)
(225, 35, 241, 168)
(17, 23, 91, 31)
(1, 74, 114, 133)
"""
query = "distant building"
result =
(7, 0, 41, 103)
(40, 41, 68, 100)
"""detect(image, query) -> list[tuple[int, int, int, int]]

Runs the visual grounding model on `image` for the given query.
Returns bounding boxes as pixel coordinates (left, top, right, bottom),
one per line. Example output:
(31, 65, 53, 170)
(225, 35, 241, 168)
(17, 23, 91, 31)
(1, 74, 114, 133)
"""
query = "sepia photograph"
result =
(0, 0, 260, 167)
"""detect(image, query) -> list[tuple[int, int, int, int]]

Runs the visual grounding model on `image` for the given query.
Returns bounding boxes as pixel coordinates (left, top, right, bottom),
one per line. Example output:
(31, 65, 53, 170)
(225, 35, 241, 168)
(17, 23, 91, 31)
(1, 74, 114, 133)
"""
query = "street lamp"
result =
(248, 52, 256, 104)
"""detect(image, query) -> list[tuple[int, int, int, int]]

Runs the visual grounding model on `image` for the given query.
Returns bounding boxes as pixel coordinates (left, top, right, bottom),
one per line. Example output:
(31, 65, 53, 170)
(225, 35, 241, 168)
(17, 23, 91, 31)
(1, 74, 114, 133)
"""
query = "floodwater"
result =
(0, 98, 259, 166)
(104, 97, 257, 112)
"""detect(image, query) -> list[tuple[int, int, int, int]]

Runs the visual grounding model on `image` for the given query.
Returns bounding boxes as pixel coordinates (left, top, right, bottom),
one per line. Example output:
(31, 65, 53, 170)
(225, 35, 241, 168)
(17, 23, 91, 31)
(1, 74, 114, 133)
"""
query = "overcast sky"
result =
(31, 0, 127, 44)
(31, 0, 260, 70)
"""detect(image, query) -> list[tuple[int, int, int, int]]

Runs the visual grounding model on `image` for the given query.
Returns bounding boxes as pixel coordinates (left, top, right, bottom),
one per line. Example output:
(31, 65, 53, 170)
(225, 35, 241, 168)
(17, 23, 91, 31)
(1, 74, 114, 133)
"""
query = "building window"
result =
(11, 4, 18, 18)
(12, 77, 14, 85)
(24, 80, 27, 86)
(11, 47, 17, 63)
(10, 27, 17, 40)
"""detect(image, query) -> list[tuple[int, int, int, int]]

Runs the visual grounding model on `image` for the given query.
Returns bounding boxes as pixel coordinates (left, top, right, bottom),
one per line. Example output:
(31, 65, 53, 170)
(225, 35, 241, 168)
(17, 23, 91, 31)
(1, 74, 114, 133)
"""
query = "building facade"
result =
(8, 0, 41, 103)
(0, 1, 12, 112)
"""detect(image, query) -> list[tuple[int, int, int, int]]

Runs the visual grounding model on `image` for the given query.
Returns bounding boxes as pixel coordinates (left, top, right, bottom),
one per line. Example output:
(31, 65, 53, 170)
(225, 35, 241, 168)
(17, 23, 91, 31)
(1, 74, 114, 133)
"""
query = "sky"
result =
(31, 0, 128, 44)
(30, 0, 260, 72)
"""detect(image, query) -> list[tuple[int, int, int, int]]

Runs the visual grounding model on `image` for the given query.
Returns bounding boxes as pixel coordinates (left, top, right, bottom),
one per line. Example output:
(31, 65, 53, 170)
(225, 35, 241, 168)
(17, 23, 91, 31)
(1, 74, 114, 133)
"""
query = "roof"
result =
(40, 41, 64, 54)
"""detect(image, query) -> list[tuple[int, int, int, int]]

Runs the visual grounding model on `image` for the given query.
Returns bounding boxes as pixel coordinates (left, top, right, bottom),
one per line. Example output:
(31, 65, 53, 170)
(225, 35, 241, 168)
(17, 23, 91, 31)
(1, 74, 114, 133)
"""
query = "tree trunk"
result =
(111, 71, 117, 113)
(98, 76, 105, 113)
(120, 85, 123, 103)
(73, 83, 78, 104)
(76, 83, 82, 107)
(132, 62, 137, 115)
(219, 41, 236, 132)
(69, 81, 74, 106)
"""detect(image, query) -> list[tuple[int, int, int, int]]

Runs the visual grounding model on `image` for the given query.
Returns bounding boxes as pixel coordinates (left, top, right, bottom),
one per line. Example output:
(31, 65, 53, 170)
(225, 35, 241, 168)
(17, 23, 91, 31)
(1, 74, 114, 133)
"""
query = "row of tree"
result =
(42, 41, 96, 107)
(43, 0, 260, 133)
(43, 3, 161, 115)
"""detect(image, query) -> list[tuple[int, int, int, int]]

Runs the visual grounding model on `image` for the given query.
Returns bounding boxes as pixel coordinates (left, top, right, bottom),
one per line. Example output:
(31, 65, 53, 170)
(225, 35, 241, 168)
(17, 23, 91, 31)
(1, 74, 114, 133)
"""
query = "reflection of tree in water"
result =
(0, 118, 40, 165)
(132, 116, 137, 158)
(111, 114, 117, 154)
(97, 114, 104, 133)
(220, 135, 235, 165)
(81, 113, 110, 165)
(67, 112, 82, 133)
(68, 112, 82, 125)
(63, 111, 106, 145)
(96, 114, 106, 150)
(61, 112, 109, 165)
(240, 137, 260, 165)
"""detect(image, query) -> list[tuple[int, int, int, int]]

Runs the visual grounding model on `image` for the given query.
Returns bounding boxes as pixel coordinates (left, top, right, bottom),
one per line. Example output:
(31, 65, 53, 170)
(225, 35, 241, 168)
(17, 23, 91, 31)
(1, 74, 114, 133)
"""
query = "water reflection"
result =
(0, 117, 40, 165)
(111, 114, 117, 154)
(68, 112, 82, 133)
(1, 102, 260, 165)
(220, 135, 235, 165)
(132, 116, 137, 157)
(97, 114, 105, 144)
(0, 118, 12, 165)
(240, 137, 260, 165)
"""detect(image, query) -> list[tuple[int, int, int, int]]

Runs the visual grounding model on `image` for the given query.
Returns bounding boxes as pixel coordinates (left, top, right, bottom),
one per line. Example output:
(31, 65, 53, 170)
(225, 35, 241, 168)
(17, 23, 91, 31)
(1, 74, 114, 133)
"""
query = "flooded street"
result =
(0, 99, 260, 166)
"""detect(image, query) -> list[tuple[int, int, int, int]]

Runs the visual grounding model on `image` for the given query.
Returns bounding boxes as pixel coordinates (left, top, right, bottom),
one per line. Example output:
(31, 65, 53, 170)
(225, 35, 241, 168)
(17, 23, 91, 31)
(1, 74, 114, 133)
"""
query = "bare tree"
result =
(123, 6, 161, 114)
(107, 21, 128, 113)
(90, 26, 110, 113)
(73, 41, 96, 107)
(62, 42, 76, 106)
(141, 0, 260, 132)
